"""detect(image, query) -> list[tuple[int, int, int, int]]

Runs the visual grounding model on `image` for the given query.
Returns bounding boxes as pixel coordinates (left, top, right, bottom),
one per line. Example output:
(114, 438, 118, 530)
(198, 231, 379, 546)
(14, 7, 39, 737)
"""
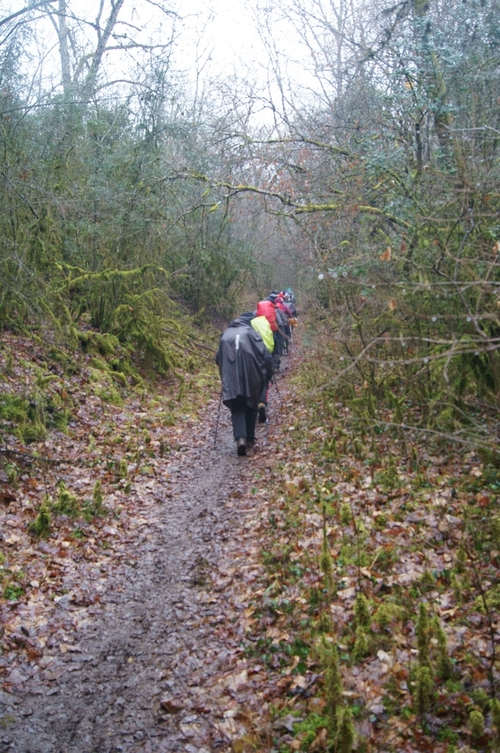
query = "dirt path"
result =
(0, 360, 292, 753)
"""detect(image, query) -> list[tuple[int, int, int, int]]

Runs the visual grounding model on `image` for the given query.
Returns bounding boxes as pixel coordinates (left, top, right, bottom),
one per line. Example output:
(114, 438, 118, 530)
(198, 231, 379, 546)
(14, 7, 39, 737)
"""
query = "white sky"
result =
(204, 0, 261, 60)
(175, 0, 271, 80)
(2, 0, 310, 116)
(3, 1, 269, 81)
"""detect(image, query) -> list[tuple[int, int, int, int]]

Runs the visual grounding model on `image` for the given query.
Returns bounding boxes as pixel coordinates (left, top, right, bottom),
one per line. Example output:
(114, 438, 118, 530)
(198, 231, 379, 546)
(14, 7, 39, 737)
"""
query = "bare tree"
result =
(3, 0, 180, 101)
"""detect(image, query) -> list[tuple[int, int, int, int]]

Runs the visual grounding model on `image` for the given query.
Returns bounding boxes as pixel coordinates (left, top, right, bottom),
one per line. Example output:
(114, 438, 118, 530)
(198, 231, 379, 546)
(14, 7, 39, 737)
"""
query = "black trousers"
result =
(259, 380, 270, 406)
(275, 329, 287, 356)
(227, 395, 258, 442)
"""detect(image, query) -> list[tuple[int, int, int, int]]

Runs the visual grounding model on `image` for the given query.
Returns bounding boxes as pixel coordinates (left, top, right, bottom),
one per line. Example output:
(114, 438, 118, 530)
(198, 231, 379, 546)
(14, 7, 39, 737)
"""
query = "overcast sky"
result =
(2, 0, 310, 117)
(175, 0, 272, 81)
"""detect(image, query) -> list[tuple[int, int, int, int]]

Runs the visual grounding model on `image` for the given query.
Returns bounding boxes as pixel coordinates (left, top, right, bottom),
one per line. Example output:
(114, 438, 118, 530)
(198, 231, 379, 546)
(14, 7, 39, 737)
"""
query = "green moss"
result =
(475, 584, 500, 612)
(77, 330, 120, 356)
(320, 530, 335, 593)
(491, 698, 500, 744)
(433, 616, 454, 681)
(20, 420, 47, 443)
(470, 688, 489, 710)
(469, 708, 485, 741)
(414, 665, 434, 713)
(92, 480, 104, 512)
(88, 368, 123, 405)
(51, 407, 70, 432)
(3, 583, 24, 601)
(35, 373, 58, 389)
(454, 546, 467, 573)
(374, 456, 400, 490)
(352, 626, 370, 661)
(417, 602, 431, 667)
(490, 515, 500, 545)
(111, 370, 128, 386)
(374, 602, 405, 628)
(374, 513, 388, 530)
(335, 707, 355, 753)
(0, 394, 29, 423)
(0, 388, 69, 440)
(28, 501, 52, 538)
(339, 503, 351, 526)
(354, 592, 371, 627)
(52, 481, 80, 515)
(319, 638, 343, 717)
(81, 480, 107, 520)
(293, 713, 331, 750)
(89, 357, 108, 371)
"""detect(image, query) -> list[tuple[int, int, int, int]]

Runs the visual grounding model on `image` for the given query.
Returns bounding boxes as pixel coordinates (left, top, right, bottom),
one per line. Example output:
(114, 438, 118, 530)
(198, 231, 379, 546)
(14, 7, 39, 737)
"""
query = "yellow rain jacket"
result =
(251, 315, 274, 353)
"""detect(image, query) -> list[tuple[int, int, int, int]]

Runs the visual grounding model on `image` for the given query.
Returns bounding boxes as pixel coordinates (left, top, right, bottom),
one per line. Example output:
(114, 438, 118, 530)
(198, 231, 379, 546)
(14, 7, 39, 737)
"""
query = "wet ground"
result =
(0, 381, 286, 752)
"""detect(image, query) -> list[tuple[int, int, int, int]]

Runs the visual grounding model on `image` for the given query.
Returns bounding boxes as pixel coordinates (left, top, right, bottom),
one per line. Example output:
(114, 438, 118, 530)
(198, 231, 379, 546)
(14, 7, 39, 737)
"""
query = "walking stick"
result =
(273, 375, 283, 407)
(213, 390, 222, 447)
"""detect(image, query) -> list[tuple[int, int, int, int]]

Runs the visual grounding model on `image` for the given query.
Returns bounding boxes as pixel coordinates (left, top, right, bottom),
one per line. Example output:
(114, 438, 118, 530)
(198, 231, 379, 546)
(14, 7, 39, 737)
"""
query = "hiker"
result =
(256, 295, 277, 333)
(283, 289, 298, 317)
(278, 292, 294, 320)
(250, 313, 276, 427)
(256, 293, 283, 371)
(275, 293, 293, 355)
(215, 313, 273, 456)
(274, 301, 289, 358)
(266, 291, 291, 358)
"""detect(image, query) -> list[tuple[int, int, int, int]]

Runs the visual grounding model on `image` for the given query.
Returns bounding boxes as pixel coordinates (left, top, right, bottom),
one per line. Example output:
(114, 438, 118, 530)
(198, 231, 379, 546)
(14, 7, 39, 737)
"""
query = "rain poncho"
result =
(216, 316, 273, 410)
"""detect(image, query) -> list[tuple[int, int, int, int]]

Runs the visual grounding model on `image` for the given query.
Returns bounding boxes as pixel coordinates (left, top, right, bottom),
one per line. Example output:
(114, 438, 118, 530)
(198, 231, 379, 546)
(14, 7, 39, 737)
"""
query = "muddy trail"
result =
(0, 352, 295, 753)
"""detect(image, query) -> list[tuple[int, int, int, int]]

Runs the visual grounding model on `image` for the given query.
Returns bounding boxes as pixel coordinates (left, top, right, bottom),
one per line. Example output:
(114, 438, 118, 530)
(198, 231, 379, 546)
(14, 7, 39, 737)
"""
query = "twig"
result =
(162, 327, 217, 354)
(171, 340, 214, 361)
(0, 447, 55, 463)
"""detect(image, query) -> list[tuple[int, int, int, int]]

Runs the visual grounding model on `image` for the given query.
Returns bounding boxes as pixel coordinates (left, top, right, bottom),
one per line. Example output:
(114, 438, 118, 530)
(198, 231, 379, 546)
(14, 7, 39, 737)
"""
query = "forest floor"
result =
(2, 329, 500, 753)
(0, 332, 297, 753)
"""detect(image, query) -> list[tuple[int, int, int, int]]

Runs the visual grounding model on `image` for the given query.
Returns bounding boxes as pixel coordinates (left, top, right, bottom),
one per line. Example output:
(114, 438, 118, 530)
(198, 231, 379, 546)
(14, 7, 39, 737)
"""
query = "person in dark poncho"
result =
(215, 313, 273, 456)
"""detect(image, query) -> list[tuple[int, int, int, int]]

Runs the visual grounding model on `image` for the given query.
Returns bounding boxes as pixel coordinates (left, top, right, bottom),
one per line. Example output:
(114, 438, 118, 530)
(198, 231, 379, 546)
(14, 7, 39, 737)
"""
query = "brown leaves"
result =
(232, 734, 261, 753)
(0, 487, 16, 505)
(243, 364, 500, 752)
(159, 695, 184, 714)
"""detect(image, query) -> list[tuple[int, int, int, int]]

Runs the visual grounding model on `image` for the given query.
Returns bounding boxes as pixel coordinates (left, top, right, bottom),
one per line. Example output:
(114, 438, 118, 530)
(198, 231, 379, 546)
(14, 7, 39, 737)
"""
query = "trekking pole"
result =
(213, 390, 222, 447)
(273, 375, 283, 407)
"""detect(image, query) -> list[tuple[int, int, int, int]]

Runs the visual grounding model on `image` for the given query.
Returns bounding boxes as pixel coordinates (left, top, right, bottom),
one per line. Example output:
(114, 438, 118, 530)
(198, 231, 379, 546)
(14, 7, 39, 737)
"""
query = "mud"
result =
(0, 390, 279, 753)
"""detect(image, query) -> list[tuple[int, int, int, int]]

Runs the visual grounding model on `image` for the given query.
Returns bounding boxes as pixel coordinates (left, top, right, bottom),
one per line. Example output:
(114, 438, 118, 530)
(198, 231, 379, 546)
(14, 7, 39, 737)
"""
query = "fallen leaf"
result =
(159, 696, 183, 714)
(5, 534, 21, 545)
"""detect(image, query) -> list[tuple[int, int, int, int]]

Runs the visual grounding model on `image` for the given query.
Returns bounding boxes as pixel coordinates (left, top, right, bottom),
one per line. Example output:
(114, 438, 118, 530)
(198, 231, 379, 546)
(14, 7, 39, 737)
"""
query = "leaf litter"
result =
(2, 331, 500, 752)
(0, 332, 289, 752)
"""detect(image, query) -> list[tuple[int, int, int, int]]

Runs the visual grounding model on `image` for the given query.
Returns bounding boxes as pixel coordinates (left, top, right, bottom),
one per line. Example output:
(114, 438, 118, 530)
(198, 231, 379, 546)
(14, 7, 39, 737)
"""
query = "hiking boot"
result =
(258, 403, 266, 423)
(237, 437, 247, 456)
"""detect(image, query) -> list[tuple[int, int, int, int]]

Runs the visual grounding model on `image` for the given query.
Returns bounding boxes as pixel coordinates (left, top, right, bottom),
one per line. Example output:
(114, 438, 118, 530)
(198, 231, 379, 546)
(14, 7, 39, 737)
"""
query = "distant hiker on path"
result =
(256, 293, 281, 372)
(215, 313, 273, 456)
(275, 293, 293, 355)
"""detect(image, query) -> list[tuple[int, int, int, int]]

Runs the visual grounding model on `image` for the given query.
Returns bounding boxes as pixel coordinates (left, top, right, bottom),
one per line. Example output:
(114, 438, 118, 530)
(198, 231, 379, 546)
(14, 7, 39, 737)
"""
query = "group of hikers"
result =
(215, 289, 298, 456)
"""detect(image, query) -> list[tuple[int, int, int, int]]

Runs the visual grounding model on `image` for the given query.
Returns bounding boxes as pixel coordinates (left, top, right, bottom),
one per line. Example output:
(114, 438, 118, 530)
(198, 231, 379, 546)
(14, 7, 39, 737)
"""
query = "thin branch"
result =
(0, 0, 57, 29)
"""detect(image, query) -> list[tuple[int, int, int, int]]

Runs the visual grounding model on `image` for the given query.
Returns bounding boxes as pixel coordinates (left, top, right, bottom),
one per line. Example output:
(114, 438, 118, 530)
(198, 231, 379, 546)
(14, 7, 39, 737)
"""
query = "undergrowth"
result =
(247, 336, 500, 752)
